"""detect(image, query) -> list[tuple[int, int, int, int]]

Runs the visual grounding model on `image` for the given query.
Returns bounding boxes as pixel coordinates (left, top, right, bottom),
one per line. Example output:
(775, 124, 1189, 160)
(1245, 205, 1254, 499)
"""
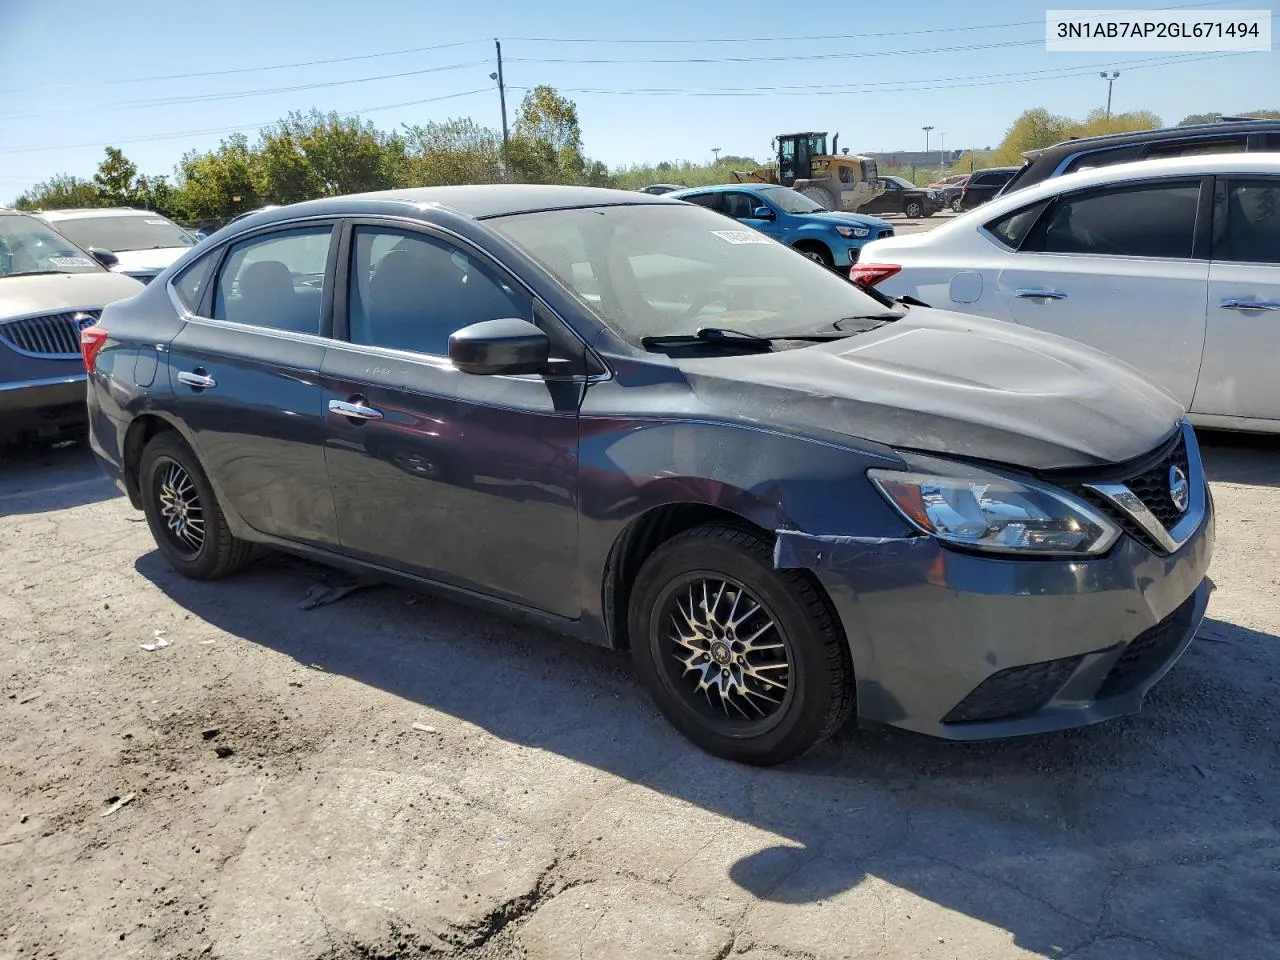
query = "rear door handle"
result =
(1220, 298, 1280, 312)
(177, 370, 216, 389)
(329, 398, 383, 421)
(1015, 289, 1068, 300)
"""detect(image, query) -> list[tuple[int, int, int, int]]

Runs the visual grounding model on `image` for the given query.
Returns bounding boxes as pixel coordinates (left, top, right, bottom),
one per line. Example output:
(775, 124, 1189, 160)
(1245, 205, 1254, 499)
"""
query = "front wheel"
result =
(628, 523, 854, 765)
(795, 243, 834, 269)
(904, 200, 923, 219)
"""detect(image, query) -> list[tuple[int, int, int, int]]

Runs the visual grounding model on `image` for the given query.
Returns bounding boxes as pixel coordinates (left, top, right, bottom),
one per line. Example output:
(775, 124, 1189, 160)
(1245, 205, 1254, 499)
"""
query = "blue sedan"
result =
(666, 183, 894, 269)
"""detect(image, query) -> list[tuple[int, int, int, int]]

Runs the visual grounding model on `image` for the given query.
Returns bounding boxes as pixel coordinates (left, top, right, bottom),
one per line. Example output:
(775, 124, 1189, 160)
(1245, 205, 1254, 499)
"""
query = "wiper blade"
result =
(641, 326, 858, 351)
(3, 270, 64, 278)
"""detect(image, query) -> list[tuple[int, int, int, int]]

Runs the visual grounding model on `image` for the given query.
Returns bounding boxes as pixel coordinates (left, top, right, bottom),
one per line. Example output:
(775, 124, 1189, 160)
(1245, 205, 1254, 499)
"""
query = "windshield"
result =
(488, 203, 895, 343)
(0, 214, 104, 278)
(756, 186, 825, 214)
(48, 214, 196, 253)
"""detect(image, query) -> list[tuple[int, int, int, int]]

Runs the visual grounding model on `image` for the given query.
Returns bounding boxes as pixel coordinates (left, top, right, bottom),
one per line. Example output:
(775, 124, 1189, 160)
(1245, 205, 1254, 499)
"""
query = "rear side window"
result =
(1143, 137, 1248, 160)
(986, 200, 1050, 249)
(681, 193, 723, 212)
(213, 226, 334, 334)
(1063, 145, 1143, 174)
(172, 254, 217, 313)
(1214, 179, 1280, 264)
(1028, 181, 1201, 259)
(971, 171, 1013, 188)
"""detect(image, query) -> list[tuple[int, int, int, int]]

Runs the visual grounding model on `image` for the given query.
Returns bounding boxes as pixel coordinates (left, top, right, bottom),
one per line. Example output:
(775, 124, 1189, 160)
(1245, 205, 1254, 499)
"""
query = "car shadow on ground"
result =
(1199, 430, 1280, 488)
(0, 439, 121, 517)
(136, 547, 1280, 958)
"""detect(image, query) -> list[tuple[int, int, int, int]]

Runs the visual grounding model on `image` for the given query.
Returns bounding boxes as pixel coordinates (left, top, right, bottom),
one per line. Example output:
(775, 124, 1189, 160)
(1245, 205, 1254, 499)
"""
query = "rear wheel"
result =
(904, 199, 924, 219)
(139, 432, 253, 580)
(951, 196, 963, 212)
(628, 523, 854, 765)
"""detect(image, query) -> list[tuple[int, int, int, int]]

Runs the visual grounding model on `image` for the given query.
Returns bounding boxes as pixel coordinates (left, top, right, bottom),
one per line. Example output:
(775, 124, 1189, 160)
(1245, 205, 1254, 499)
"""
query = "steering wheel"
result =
(682, 288, 731, 320)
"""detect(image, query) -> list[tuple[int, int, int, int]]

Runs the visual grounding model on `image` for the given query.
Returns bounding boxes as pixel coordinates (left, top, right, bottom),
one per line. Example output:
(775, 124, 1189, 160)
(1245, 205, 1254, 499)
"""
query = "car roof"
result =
(1022, 118, 1280, 161)
(247, 184, 677, 225)
(35, 207, 163, 220)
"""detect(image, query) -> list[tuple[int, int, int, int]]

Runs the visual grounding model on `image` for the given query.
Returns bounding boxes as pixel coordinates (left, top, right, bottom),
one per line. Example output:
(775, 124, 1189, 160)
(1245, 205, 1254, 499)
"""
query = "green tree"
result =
(13, 174, 100, 210)
(1178, 109, 1279, 125)
(173, 133, 261, 222)
(401, 117, 504, 186)
(987, 109, 1078, 166)
(275, 109, 400, 198)
(506, 85, 586, 184)
(92, 147, 139, 206)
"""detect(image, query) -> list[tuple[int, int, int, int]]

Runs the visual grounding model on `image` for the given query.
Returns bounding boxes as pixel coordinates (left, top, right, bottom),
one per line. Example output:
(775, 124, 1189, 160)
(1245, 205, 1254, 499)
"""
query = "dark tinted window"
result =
(214, 227, 333, 333)
(348, 227, 531, 357)
(971, 170, 1014, 188)
(1030, 181, 1200, 258)
(986, 200, 1050, 249)
(723, 192, 763, 219)
(173, 253, 217, 313)
(1266, 133, 1280, 150)
(1063, 145, 1143, 173)
(1214, 179, 1280, 264)
(1143, 137, 1248, 160)
(681, 192, 723, 212)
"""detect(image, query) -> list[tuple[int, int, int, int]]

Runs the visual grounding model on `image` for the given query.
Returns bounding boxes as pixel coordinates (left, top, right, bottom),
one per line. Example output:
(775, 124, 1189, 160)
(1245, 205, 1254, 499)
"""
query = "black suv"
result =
(957, 167, 1019, 210)
(997, 117, 1280, 197)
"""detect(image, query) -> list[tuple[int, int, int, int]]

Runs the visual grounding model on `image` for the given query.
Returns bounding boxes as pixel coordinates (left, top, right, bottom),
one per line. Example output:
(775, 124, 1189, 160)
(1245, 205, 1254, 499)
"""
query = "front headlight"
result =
(836, 226, 870, 239)
(868, 469, 1119, 555)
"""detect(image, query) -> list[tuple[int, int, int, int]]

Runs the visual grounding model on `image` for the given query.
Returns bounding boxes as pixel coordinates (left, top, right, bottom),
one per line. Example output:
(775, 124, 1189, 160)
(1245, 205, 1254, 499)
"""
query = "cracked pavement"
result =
(1, 433, 1278, 960)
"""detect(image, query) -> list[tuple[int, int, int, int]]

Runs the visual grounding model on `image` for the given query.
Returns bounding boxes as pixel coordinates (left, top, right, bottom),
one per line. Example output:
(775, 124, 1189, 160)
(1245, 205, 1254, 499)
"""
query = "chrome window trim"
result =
(0, 374, 85, 392)
(1085, 420, 1207, 554)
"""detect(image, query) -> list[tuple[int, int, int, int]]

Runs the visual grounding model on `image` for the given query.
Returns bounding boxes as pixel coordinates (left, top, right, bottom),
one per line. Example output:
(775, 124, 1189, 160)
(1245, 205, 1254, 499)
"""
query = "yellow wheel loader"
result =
(731, 132, 884, 212)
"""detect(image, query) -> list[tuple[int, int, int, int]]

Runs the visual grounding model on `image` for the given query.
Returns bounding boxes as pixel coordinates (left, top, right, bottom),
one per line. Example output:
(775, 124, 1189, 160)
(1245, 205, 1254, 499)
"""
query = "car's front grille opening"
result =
(0, 310, 101, 359)
(1096, 592, 1198, 700)
(943, 654, 1084, 724)
(1073, 430, 1193, 553)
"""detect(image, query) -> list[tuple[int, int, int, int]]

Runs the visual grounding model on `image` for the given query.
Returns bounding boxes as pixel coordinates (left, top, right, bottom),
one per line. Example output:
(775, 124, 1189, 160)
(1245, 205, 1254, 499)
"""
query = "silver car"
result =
(0, 211, 143, 445)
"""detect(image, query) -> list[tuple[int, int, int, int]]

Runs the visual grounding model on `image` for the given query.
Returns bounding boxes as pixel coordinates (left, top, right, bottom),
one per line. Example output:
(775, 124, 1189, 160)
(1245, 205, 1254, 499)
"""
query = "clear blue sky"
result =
(1, 0, 1275, 202)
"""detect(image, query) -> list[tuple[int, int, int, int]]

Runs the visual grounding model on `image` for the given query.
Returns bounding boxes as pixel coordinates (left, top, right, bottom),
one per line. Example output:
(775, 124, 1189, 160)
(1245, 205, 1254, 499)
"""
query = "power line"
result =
(0, 39, 490, 96)
(0, 59, 492, 122)
(516, 51, 1253, 97)
(0, 88, 493, 156)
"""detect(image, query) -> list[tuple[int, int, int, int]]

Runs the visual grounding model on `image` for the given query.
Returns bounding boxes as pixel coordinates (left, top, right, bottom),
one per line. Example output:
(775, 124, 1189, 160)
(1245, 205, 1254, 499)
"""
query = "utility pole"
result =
(939, 131, 945, 170)
(1100, 71, 1119, 120)
(492, 40, 510, 151)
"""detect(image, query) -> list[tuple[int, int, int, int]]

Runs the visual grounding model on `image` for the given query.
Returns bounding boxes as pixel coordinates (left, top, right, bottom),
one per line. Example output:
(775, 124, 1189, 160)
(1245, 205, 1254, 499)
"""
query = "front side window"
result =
(348, 227, 531, 356)
(756, 186, 823, 214)
(0, 214, 104, 278)
(723, 193, 764, 219)
(48, 214, 196, 253)
(1028, 181, 1201, 259)
(1214, 179, 1280, 264)
(213, 226, 333, 334)
(488, 203, 899, 344)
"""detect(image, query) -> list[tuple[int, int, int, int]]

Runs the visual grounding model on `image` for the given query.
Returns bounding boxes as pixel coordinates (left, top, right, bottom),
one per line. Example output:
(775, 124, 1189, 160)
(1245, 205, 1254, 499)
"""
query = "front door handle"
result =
(177, 370, 216, 389)
(1220, 298, 1280, 312)
(1015, 289, 1068, 300)
(329, 398, 384, 421)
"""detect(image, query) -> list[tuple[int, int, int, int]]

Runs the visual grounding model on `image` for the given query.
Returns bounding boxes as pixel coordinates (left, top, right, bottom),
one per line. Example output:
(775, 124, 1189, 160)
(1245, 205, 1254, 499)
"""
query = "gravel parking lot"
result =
(2, 428, 1278, 960)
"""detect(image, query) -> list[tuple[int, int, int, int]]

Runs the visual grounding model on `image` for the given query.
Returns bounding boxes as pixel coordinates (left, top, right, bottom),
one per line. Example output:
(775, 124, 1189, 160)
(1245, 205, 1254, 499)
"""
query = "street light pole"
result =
(1100, 71, 1120, 120)
(711, 147, 722, 162)
(939, 131, 945, 170)
(922, 125, 934, 158)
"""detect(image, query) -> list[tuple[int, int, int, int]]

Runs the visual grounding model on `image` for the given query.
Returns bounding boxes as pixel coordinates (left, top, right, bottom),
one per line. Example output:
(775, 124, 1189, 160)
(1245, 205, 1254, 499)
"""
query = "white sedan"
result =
(853, 153, 1280, 433)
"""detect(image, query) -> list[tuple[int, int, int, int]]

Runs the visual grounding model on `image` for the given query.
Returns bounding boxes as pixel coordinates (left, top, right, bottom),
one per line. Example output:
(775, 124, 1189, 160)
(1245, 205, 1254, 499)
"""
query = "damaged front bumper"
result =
(774, 508, 1214, 740)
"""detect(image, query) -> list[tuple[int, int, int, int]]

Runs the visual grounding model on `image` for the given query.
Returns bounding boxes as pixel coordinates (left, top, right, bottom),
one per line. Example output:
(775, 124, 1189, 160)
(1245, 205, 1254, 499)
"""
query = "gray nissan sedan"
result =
(82, 185, 1214, 765)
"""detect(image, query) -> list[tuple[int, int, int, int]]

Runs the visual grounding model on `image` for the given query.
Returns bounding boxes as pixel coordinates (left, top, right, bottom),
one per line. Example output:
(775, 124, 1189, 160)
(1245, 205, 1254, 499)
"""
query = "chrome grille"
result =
(0, 310, 100, 359)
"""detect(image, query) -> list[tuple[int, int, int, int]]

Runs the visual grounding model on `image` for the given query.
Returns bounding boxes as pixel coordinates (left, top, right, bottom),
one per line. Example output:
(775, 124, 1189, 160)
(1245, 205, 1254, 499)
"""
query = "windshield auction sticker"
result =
(711, 230, 773, 244)
(1046, 9, 1271, 50)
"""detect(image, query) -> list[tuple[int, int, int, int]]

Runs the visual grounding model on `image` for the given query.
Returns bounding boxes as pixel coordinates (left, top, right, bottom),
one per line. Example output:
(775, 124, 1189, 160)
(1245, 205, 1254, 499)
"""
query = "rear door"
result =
(1192, 176, 1280, 422)
(996, 178, 1210, 407)
(320, 220, 584, 617)
(166, 221, 340, 546)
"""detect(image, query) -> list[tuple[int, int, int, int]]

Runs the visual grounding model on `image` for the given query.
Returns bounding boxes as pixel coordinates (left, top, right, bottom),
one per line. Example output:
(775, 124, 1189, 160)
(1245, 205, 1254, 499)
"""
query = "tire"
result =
(139, 432, 253, 580)
(904, 200, 923, 219)
(795, 242, 834, 269)
(951, 196, 963, 212)
(796, 184, 838, 211)
(628, 523, 854, 766)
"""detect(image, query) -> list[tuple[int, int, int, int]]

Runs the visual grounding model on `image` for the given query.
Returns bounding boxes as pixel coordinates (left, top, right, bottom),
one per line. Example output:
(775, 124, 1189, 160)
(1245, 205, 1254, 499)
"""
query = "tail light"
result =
(80, 324, 109, 373)
(849, 263, 901, 287)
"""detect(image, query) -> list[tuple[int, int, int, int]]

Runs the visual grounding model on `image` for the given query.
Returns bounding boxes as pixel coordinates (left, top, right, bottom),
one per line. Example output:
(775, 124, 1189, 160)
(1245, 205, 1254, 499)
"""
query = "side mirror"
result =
(449, 318, 549, 376)
(752, 206, 776, 220)
(87, 248, 119, 268)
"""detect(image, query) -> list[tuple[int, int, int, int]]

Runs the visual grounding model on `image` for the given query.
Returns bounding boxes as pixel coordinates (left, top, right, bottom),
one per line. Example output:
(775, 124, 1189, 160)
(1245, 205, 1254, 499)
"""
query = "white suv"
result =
(35, 208, 198, 285)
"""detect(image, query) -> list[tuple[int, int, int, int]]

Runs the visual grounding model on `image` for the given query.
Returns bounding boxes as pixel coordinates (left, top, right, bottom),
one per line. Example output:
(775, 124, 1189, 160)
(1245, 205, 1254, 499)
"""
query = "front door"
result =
(997, 178, 1210, 408)
(320, 221, 583, 618)
(1192, 176, 1280, 422)
(721, 191, 780, 240)
(165, 222, 340, 546)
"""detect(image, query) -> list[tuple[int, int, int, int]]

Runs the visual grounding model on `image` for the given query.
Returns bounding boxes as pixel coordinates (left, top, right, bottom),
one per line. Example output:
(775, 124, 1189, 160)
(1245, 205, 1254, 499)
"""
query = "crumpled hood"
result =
(110, 247, 189, 275)
(677, 308, 1184, 471)
(0, 271, 145, 319)
(804, 211, 893, 231)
